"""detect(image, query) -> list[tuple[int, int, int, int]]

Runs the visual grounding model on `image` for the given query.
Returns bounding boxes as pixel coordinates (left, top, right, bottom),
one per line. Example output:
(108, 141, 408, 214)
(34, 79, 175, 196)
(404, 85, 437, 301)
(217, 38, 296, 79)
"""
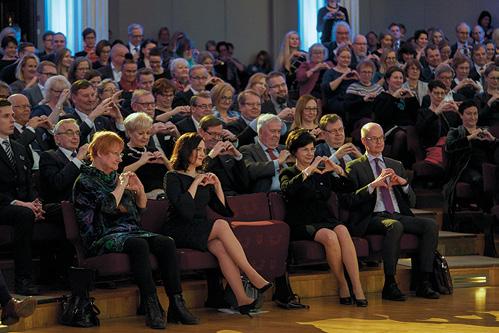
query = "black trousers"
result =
(0, 205, 35, 280)
(0, 270, 11, 306)
(366, 212, 438, 275)
(123, 236, 182, 298)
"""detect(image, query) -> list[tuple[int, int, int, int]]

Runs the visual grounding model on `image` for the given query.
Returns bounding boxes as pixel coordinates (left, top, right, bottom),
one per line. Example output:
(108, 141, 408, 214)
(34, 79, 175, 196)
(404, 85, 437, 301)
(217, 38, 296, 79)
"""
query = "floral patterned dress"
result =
(73, 165, 158, 257)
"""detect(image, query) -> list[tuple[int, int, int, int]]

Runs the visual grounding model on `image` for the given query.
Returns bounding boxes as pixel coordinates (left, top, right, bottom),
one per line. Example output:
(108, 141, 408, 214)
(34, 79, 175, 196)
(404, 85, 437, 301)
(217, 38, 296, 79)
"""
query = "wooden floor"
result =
(15, 287, 499, 333)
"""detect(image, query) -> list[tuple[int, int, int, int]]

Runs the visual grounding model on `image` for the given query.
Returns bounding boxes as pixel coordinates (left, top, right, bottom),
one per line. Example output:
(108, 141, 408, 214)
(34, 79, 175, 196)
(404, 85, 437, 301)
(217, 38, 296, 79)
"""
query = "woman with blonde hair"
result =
(54, 47, 73, 78)
(9, 54, 39, 94)
(291, 95, 321, 137)
(245, 72, 269, 101)
(276, 30, 307, 100)
(210, 82, 239, 123)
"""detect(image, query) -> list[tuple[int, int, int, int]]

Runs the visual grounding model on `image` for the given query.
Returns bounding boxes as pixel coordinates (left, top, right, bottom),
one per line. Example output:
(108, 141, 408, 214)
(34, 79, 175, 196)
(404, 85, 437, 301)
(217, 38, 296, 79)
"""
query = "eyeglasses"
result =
(136, 102, 156, 108)
(269, 82, 287, 89)
(205, 131, 223, 140)
(243, 102, 261, 108)
(57, 130, 81, 137)
(194, 104, 213, 109)
(323, 127, 344, 135)
(51, 88, 64, 93)
(42, 72, 57, 77)
(190, 76, 208, 80)
(365, 136, 385, 143)
(432, 91, 446, 97)
(12, 104, 31, 110)
(221, 95, 233, 101)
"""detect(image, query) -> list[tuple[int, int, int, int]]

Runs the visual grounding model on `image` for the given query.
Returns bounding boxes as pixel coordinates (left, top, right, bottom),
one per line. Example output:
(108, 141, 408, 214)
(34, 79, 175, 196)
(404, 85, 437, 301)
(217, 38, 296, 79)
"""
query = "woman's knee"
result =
(333, 225, 352, 241)
(315, 228, 339, 247)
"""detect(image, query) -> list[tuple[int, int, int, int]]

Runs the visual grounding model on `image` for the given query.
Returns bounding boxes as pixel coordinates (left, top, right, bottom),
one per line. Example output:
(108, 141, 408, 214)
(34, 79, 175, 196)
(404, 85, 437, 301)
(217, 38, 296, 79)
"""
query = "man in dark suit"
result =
(0, 99, 41, 295)
(450, 22, 473, 58)
(98, 43, 128, 82)
(66, 79, 125, 145)
(420, 45, 442, 83)
(469, 44, 488, 83)
(345, 122, 439, 301)
(176, 91, 213, 134)
(198, 115, 249, 195)
(227, 89, 263, 146)
(172, 65, 209, 108)
(261, 72, 295, 123)
(315, 114, 362, 168)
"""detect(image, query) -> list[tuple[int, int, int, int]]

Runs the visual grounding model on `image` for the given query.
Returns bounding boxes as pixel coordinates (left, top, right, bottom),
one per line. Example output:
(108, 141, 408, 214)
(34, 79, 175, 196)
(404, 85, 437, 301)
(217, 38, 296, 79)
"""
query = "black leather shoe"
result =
(416, 282, 440, 299)
(339, 296, 353, 305)
(238, 299, 258, 318)
(382, 283, 407, 301)
(1, 297, 37, 325)
(144, 294, 166, 329)
(274, 295, 310, 310)
(257, 282, 273, 294)
(15, 278, 40, 296)
(354, 297, 368, 307)
(167, 294, 199, 325)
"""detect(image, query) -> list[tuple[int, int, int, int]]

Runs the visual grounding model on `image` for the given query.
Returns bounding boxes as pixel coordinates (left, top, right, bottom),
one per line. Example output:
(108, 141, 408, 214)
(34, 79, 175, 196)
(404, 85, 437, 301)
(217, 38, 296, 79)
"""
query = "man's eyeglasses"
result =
(269, 82, 287, 89)
(206, 131, 223, 140)
(323, 127, 344, 135)
(12, 104, 31, 110)
(194, 104, 213, 109)
(243, 102, 261, 108)
(365, 136, 385, 143)
(136, 102, 156, 108)
(57, 130, 81, 137)
(42, 72, 57, 77)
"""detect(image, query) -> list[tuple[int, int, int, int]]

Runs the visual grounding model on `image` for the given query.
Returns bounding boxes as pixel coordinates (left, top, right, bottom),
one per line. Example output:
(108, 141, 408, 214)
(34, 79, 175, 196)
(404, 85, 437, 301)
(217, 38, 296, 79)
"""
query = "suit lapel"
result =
(254, 144, 268, 162)
(0, 145, 15, 171)
(360, 155, 375, 182)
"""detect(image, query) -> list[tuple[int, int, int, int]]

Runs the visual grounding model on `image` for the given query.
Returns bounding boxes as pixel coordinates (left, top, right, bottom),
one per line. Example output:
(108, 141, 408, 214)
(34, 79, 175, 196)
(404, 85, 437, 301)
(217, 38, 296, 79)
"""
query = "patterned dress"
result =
(73, 165, 158, 257)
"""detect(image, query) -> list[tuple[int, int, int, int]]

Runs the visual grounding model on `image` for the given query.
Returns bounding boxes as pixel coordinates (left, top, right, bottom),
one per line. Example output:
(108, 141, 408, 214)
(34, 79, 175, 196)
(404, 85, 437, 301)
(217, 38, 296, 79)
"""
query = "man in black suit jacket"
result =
(315, 114, 362, 169)
(22, 61, 57, 107)
(227, 89, 263, 146)
(98, 44, 128, 82)
(450, 22, 473, 58)
(262, 72, 296, 122)
(66, 80, 125, 145)
(345, 122, 439, 301)
(198, 115, 249, 195)
(176, 91, 213, 134)
(420, 45, 442, 83)
(0, 99, 41, 295)
(172, 65, 210, 108)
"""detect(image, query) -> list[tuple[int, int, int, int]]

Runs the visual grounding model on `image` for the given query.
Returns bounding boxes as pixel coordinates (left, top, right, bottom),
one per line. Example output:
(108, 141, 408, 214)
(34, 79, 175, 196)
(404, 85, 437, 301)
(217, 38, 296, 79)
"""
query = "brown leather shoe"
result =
(1, 297, 37, 325)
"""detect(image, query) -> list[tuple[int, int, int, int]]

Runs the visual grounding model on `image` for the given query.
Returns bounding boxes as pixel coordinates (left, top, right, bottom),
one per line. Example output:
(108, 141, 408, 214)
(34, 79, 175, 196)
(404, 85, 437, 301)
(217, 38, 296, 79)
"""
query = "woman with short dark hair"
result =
(280, 129, 366, 306)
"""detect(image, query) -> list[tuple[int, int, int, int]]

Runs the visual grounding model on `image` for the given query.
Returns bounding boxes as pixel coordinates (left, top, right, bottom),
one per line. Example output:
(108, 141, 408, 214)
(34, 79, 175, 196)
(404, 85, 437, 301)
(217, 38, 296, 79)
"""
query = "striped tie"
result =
(2, 140, 15, 169)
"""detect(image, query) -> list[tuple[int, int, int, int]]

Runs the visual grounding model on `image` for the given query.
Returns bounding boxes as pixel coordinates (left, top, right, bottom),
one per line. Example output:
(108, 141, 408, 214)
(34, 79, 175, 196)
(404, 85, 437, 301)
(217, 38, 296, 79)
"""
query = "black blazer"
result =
(203, 155, 250, 196)
(97, 64, 116, 81)
(39, 148, 81, 203)
(0, 139, 35, 206)
(176, 117, 197, 134)
(261, 99, 296, 115)
(344, 155, 415, 236)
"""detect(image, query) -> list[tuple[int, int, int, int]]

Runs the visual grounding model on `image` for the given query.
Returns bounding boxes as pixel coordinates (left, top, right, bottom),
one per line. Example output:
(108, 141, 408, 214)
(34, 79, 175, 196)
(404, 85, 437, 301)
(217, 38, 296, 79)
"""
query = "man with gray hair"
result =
(240, 113, 290, 193)
(127, 23, 144, 61)
(172, 64, 209, 108)
(451, 22, 473, 58)
(98, 43, 129, 82)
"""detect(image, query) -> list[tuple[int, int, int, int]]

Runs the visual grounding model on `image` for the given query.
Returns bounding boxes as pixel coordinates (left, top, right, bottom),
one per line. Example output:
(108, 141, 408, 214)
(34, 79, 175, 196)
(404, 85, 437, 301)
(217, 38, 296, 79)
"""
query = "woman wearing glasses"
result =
(31, 75, 71, 125)
(290, 95, 322, 138)
(210, 82, 239, 124)
(73, 131, 198, 329)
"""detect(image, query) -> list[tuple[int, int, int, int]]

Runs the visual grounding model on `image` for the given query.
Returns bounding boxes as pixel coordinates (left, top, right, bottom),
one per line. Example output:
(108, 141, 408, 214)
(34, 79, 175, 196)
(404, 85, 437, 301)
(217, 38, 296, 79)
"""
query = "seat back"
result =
(208, 192, 271, 222)
(61, 201, 86, 265)
(141, 199, 169, 233)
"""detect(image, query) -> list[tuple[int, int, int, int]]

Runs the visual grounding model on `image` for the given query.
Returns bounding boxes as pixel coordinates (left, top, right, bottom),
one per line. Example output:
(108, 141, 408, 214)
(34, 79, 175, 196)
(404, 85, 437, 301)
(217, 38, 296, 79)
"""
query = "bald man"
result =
(345, 122, 439, 301)
(98, 43, 129, 82)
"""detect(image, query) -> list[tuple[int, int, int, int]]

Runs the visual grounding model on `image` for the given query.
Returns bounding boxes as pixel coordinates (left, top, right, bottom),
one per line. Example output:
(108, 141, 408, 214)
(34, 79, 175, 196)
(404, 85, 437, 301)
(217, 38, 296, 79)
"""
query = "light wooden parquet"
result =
(17, 286, 499, 333)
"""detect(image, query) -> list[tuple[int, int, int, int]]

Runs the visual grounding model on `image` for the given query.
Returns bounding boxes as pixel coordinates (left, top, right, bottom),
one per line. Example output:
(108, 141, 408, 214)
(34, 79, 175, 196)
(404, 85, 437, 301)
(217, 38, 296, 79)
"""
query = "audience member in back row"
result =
(345, 122, 440, 301)
(290, 94, 321, 138)
(176, 90, 213, 134)
(0, 99, 40, 295)
(164, 133, 272, 316)
(280, 129, 367, 307)
(373, 67, 421, 167)
(199, 115, 250, 196)
(315, 114, 362, 168)
(210, 82, 239, 124)
(73, 131, 198, 329)
(226, 89, 264, 146)
(444, 100, 498, 213)
(262, 71, 296, 124)
(476, 65, 499, 126)
(119, 112, 172, 199)
(296, 43, 332, 99)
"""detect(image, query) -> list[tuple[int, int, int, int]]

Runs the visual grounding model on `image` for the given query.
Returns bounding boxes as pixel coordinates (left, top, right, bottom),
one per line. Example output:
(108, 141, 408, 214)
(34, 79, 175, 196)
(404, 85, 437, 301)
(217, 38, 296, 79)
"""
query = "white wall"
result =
(108, 0, 299, 65)
(358, 0, 498, 43)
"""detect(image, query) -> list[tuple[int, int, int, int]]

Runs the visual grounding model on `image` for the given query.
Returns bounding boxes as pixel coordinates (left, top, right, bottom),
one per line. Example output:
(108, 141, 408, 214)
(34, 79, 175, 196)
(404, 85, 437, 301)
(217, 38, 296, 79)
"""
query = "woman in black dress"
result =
(164, 133, 272, 315)
(279, 129, 367, 306)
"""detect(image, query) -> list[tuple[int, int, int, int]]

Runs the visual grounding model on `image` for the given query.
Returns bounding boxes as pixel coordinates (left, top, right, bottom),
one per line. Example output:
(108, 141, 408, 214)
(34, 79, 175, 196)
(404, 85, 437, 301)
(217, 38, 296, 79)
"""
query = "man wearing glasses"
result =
(172, 65, 210, 108)
(22, 61, 57, 107)
(176, 91, 213, 134)
(345, 122, 439, 302)
(262, 72, 295, 123)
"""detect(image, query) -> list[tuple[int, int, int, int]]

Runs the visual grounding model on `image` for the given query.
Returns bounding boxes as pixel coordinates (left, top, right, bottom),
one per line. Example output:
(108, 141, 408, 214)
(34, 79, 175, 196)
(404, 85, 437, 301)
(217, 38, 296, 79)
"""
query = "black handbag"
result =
(431, 250, 453, 295)
(60, 295, 101, 327)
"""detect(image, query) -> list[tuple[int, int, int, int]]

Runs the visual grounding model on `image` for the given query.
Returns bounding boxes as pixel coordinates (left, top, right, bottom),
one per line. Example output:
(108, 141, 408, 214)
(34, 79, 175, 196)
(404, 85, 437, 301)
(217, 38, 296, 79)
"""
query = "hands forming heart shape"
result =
(309, 156, 345, 176)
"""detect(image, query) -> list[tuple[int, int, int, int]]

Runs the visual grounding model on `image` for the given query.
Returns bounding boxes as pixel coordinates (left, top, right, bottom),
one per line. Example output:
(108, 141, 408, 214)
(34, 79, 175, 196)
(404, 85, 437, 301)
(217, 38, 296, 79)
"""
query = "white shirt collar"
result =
(191, 116, 200, 131)
(59, 146, 76, 159)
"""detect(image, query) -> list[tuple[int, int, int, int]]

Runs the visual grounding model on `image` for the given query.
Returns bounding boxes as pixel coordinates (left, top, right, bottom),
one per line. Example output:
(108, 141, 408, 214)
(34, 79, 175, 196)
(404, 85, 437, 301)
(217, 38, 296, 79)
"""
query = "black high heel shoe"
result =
(353, 296, 368, 307)
(257, 282, 273, 294)
(238, 299, 258, 318)
(339, 296, 353, 305)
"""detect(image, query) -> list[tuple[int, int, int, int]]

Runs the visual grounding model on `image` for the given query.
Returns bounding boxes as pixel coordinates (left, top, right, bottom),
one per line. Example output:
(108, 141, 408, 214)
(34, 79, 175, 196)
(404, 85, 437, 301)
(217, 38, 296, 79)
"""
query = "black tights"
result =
(123, 236, 182, 298)
(0, 270, 11, 307)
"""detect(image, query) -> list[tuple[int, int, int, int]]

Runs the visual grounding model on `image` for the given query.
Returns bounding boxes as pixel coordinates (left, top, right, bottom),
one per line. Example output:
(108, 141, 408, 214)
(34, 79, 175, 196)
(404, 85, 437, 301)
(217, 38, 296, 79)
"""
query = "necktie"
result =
(134, 46, 138, 53)
(267, 148, 278, 161)
(374, 158, 395, 213)
(2, 140, 16, 169)
(71, 151, 77, 159)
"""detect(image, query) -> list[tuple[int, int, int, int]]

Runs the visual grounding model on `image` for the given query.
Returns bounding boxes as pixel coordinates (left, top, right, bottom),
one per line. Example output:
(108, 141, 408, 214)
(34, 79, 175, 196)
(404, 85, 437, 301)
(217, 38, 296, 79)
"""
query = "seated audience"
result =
(280, 129, 366, 306)
(53, 48, 72, 79)
(452, 56, 483, 95)
(120, 112, 172, 199)
(152, 78, 190, 123)
(246, 50, 273, 76)
(73, 131, 198, 329)
(476, 65, 499, 126)
(67, 57, 92, 83)
(98, 43, 128, 82)
(0, 36, 18, 72)
(136, 68, 155, 92)
(22, 60, 57, 107)
(169, 58, 190, 93)
(84, 69, 102, 88)
(172, 65, 210, 108)
(210, 82, 239, 123)
(315, 114, 362, 167)
(444, 100, 497, 213)
(226, 89, 263, 145)
(290, 94, 321, 138)
(420, 45, 442, 82)
(199, 115, 249, 195)
(164, 132, 272, 315)
(9, 54, 39, 94)
(422, 64, 465, 107)
(317, 0, 349, 44)
(402, 58, 428, 105)
(92, 39, 111, 70)
(176, 91, 213, 134)
(75, 27, 98, 62)
(295, 43, 332, 99)
(31, 75, 71, 126)
(345, 122, 440, 301)
(245, 73, 269, 102)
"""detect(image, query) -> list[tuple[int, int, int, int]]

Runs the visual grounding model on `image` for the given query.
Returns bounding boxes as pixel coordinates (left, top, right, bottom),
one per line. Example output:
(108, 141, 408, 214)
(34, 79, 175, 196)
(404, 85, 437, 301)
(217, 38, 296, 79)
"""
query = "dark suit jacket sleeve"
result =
(240, 145, 276, 180)
(230, 157, 251, 193)
(39, 151, 81, 197)
(345, 160, 375, 208)
(13, 128, 36, 147)
(279, 167, 314, 197)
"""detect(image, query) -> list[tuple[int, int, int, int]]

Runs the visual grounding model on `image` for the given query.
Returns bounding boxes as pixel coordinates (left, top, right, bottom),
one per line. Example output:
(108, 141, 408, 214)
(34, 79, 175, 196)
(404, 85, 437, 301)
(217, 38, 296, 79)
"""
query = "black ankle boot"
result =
(167, 294, 199, 325)
(144, 294, 166, 329)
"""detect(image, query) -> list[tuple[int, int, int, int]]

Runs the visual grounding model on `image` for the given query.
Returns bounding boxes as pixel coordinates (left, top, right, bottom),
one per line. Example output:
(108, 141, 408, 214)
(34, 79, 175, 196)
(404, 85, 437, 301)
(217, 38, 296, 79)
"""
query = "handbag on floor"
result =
(431, 250, 453, 295)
